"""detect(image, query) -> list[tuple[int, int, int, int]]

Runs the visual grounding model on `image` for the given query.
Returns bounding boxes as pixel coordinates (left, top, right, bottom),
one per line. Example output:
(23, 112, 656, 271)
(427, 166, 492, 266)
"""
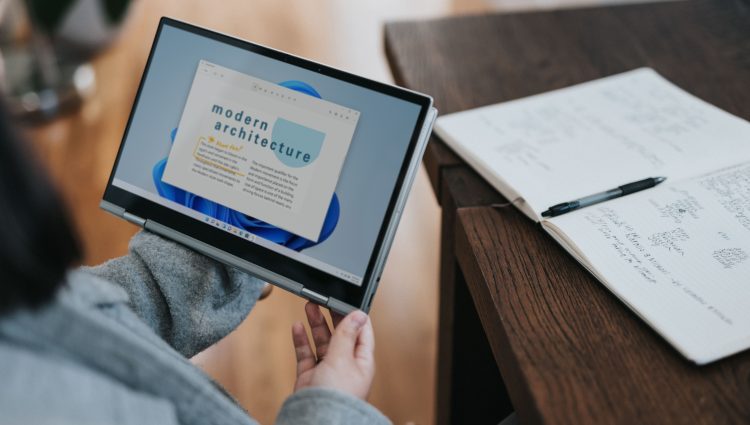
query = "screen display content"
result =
(111, 23, 423, 286)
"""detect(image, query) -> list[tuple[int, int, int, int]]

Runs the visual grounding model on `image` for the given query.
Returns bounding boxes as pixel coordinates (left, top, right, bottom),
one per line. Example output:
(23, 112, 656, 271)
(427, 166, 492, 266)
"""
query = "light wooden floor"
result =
(24, 0, 652, 423)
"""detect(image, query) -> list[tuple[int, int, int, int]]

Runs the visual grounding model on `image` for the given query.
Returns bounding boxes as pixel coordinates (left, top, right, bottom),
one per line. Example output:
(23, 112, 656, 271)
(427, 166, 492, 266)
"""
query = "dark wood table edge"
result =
(454, 205, 547, 425)
(383, 2, 750, 423)
(433, 167, 508, 424)
(384, 27, 463, 205)
(452, 204, 750, 424)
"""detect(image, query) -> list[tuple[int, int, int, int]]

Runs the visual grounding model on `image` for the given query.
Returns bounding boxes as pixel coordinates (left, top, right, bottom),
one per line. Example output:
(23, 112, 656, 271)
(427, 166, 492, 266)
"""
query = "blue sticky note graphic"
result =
(271, 118, 325, 168)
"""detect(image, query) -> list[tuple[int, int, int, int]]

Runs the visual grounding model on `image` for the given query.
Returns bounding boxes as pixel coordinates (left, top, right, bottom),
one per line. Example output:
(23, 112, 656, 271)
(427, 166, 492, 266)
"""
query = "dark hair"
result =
(0, 102, 82, 314)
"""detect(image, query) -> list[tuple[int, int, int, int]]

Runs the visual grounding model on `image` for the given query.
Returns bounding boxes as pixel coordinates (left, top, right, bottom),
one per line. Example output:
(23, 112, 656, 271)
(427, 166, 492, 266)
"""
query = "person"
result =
(0, 102, 390, 425)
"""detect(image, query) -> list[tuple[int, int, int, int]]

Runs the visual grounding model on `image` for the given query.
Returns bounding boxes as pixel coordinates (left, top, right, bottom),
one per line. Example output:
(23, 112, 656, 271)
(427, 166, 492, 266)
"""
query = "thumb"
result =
(327, 310, 368, 359)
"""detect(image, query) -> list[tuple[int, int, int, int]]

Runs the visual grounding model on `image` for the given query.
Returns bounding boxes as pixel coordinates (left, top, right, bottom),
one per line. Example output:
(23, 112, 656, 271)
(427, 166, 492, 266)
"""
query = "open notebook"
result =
(435, 68, 750, 364)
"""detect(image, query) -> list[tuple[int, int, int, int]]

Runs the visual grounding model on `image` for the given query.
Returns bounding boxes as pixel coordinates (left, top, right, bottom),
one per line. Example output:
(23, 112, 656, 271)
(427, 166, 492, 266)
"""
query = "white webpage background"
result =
(162, 60, 359, 241)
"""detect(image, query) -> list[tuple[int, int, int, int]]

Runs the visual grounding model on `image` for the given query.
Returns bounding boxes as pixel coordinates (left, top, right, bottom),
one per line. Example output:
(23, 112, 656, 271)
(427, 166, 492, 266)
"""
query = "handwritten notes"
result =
(435, 68, 750, 219)
(548, 163, 750, 363)
(436, 68, 750, 362)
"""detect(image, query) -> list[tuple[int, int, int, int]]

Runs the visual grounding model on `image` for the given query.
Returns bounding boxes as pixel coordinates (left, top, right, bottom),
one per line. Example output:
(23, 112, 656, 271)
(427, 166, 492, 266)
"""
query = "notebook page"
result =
(545, 162, 750, 363)
(434, 68, 750, 220)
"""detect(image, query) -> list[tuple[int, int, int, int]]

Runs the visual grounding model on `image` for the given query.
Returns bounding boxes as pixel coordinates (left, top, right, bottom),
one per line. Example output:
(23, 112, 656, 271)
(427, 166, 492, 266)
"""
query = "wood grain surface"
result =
(385, 0, 750, 197)
(456, 206, 750, 424)
(385, 0, 750, 423)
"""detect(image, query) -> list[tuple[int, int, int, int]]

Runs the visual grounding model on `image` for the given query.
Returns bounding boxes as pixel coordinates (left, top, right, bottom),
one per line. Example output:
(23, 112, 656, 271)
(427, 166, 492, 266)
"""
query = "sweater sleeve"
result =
(276, 388, 391, 425)
(82, 230, 263, 358)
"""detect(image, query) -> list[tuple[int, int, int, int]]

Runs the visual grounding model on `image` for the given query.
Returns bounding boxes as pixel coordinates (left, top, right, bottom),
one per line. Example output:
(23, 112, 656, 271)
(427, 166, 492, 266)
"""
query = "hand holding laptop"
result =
(292, 303, 374, 400)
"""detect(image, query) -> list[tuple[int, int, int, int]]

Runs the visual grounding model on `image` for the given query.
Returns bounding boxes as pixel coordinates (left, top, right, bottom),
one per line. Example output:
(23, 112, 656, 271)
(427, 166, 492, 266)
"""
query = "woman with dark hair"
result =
(0, 102, 388, 424)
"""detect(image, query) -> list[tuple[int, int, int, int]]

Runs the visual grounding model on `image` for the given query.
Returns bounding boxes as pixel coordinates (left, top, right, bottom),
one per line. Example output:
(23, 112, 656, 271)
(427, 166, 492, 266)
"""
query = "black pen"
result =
(541, 176, 667, 218)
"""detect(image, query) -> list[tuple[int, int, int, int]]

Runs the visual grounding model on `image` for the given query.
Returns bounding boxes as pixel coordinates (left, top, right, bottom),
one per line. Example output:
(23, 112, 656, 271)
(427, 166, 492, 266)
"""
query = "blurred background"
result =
(9, 0, 648, 423)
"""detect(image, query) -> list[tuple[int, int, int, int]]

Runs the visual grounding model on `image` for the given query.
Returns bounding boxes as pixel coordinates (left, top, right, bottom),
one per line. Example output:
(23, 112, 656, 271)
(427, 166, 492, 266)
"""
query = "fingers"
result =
(328, 310, 368, 359)
(291, 321, 316, 377)
(331, 311, 345, 328)
(354, 316, 375, 369)
(305, 302, 333, 359)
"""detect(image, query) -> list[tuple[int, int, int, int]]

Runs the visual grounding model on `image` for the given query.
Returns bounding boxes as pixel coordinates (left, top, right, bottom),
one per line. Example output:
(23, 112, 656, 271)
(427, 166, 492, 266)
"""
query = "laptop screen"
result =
(111, 23, 423, 286)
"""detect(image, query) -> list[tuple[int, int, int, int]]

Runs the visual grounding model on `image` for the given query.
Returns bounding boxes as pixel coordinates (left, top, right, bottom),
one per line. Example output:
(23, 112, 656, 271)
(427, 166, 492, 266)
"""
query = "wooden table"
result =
(385, 1, 750, 423)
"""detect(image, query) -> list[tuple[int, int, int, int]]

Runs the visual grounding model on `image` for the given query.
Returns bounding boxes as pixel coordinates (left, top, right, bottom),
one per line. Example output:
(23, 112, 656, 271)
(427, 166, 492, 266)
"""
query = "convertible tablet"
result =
(102, 18, 436, 314)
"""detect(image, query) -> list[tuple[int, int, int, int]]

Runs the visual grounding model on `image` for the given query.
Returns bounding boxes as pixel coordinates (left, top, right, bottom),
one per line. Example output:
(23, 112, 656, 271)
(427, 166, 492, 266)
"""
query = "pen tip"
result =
(655, 176, 667, 184)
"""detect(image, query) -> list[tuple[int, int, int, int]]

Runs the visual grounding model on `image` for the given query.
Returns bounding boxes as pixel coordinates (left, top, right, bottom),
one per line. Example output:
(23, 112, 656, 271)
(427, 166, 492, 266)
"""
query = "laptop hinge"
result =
(123, 212, 147, 227)
(301, 287, 329, 305)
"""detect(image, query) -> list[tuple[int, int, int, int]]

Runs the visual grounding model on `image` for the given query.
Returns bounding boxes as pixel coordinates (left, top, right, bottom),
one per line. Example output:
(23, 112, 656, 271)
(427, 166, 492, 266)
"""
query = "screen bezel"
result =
(103, 17, 432, 308)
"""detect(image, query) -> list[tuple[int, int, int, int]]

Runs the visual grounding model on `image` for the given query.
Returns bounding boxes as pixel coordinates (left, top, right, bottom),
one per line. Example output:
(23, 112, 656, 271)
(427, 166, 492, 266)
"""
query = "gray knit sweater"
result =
(0, 231, 390, 425)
